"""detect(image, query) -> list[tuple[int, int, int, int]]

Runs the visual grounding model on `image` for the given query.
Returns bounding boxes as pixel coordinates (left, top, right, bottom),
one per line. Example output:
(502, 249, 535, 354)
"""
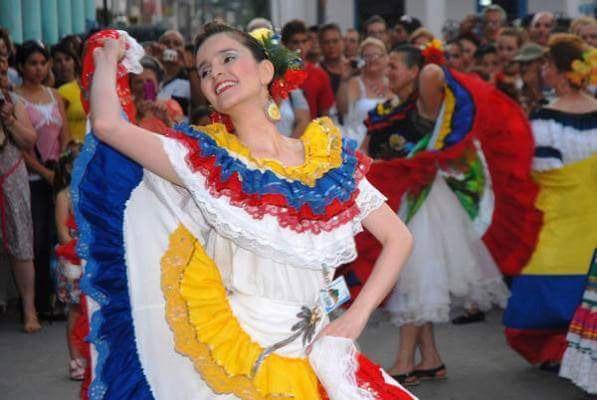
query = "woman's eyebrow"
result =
(197, 48, 238, 70)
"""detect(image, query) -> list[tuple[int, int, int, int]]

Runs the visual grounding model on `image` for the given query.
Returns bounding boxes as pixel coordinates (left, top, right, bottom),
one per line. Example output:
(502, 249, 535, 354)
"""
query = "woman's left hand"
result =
(316, 307, 370, 342)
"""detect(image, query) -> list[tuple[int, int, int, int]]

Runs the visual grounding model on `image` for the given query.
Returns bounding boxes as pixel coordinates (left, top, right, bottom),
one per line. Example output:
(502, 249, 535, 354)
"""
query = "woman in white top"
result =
(275, 88, 310, 137)
(338, 37, 391, 149)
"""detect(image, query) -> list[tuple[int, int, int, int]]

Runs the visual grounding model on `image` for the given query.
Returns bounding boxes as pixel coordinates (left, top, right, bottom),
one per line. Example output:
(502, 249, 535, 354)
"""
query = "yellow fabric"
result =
(433, 87, 456, 150)
(161, 225, 322, 400)
(195, 117, 343, 187)
(57, 81, 86, 143)
(523, 156, 597, 275)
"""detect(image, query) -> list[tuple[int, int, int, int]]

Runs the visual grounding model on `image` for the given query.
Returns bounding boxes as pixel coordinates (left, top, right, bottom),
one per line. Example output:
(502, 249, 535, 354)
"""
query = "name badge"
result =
(319, 276, 351, 314)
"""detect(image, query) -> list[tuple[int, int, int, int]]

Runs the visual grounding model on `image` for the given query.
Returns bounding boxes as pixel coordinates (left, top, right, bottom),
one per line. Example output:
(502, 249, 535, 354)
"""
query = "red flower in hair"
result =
(421, 39, 446, 66)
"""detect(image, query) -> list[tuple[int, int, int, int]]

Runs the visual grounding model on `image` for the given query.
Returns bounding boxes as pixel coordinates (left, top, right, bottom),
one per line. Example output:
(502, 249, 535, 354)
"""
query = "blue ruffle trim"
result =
(72, 131, 154, 400)
(174, 123, 362, 214)
(441, 67, 475, 149)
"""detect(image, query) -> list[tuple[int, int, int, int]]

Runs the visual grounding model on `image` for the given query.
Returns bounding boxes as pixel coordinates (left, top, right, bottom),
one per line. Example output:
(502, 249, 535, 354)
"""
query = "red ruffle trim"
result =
(355, 353, 417, 399)
(505, 327, 568, 365)
(346, 71, 542, 298)
(55, 239, 82, 265)
(165, 129, 371, 234)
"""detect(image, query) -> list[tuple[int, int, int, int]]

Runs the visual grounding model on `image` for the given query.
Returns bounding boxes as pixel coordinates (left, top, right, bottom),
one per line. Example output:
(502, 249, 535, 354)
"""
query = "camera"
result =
(349, 58, 365, 70)
(162, 48, 178, 63)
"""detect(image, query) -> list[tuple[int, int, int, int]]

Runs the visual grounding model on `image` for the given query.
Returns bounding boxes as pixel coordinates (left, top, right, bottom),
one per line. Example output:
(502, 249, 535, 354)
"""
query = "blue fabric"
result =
(503, 275, 587, 330)
(72, 132, 154, 400)
(441, 67, 475, 149)
(535, 146, 563, 161)
(174, 123, 361, 214)
(531, 108, 597, 130)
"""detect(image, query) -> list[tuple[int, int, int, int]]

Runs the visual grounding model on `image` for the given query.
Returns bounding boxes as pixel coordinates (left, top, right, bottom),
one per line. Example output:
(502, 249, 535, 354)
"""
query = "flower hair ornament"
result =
(421, 38, 446, 66)
(566, 48, 597, 87)
(80, 29, 145, 123)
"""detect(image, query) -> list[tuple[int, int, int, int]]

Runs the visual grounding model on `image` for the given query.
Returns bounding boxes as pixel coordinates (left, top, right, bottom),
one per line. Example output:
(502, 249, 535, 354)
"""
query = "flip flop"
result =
(413, 364, 447, 380)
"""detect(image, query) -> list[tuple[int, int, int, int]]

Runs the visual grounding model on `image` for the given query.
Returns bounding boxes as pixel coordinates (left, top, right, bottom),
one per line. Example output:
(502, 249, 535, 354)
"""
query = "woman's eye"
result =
(224, 54, 236, 63)
(200, 69, 210, 78)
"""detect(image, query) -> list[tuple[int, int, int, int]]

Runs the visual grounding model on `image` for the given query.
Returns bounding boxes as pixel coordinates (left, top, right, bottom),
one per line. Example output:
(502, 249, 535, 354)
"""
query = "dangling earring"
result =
(264, 97, 281, 122)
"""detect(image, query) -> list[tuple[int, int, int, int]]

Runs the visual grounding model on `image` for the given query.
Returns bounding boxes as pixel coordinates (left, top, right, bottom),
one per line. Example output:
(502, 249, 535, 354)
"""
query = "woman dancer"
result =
(76, 25, 416, 399)
(345, 42, 542, 386)
(504, 35, 597, 371)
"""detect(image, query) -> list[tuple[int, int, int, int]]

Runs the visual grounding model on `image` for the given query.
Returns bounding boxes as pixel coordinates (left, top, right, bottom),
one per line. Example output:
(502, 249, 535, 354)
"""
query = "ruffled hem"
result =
(560, 345, 597, 394)
(162, 224, 322, 400)
(72, 133, 153, 399)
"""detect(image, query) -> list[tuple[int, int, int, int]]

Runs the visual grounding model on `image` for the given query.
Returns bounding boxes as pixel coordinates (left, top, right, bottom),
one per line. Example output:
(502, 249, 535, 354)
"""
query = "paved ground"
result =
(0, 308, 589, 400)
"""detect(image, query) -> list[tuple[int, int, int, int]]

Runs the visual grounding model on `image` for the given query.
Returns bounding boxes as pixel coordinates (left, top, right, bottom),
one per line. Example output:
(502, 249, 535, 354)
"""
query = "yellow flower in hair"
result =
(567, 48, 597, 86)
(249, 28, 273, 44)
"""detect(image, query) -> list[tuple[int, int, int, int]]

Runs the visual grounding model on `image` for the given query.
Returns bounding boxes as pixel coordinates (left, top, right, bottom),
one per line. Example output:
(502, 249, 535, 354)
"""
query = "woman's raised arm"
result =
(90, 38, 181, 185)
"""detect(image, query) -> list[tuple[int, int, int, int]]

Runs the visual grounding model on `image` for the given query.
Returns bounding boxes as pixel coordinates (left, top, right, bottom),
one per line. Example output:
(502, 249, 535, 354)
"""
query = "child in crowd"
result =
(51, 143, 89, 381)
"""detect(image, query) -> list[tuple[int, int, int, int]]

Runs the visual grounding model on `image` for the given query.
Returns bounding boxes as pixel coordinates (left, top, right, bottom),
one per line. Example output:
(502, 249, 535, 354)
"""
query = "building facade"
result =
(0, 0, 96, 45)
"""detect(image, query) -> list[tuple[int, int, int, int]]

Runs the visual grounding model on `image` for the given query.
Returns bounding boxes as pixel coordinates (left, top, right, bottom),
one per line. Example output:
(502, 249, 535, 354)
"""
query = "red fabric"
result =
(301, 62, 335, 119)
(80, 30, 137, 123)
(55, 239, 82, 265)
(164, 129, 371, 234)
(505, 327, 567, 365)
(347, 70, 542, 298)
(355, 353, 418, 399)
(77, 295, 91, 400)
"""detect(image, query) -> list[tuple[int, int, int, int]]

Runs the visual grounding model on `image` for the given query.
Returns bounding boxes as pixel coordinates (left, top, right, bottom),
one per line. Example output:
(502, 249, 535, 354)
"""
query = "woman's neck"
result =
(229, 104, 283, 155)
(21, 81, 44, 92)
(361, 69, 384, 82)
(396, 83, 415, 102)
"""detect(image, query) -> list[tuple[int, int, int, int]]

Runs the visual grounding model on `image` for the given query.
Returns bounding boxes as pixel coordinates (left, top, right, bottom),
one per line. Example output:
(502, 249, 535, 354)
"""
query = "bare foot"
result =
(23, 313, 41, 333)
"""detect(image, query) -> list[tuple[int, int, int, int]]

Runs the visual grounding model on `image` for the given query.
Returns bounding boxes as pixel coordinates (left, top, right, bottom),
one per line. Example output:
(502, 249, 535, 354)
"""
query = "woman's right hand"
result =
(93, 37, 126, 66)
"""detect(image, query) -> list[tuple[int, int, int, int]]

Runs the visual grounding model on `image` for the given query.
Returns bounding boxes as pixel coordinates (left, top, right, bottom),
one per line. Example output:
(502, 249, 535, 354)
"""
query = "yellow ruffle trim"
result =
(161, 225, 322, 400)
(195, 117, 343, 187)
(433, 87, 456, 150)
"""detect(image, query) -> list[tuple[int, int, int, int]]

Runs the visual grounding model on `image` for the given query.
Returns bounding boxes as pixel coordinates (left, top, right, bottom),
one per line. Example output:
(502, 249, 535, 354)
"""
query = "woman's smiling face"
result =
(196, 33, 272, 114)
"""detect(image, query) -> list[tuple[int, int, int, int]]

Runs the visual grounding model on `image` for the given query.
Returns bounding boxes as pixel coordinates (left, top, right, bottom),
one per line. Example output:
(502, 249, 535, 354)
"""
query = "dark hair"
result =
(190, 105, 211, 125)
(548, 33, 587, 80)
(140, 55, 164, 83)
(457, 32, 481, 48)
(53, 145, 80, 195)
(194, 22, 267, 62)
(51, 42, 82, 74)
(0, 27, 12, 56)
(475, 44, 497, 60)
(308, 25, 320, 34)
(364, 15, 387, 33)
(391, 44, 424, 70)
(16, 40, 50, 66)
(318, 23, 342, 40)
(396, 15, 422, 35)
(281, 20, 308, 45)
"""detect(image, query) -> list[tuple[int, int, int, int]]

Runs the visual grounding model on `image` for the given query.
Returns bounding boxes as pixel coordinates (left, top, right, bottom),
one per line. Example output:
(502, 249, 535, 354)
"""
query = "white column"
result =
(325, 0, 355, 33)
(270, 0, 317, 31)
(405, 0, 447, 38)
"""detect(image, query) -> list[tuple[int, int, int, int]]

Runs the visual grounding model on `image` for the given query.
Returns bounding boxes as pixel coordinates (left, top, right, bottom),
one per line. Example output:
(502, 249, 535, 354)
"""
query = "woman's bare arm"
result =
(318, 203, 413, 340)
(90, 38, 181, 185)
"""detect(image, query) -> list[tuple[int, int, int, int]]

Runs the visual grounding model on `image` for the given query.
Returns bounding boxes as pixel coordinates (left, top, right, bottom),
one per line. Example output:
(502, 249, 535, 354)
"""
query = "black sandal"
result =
(391, 372, 420, 387)
(413, 364, 447, 380)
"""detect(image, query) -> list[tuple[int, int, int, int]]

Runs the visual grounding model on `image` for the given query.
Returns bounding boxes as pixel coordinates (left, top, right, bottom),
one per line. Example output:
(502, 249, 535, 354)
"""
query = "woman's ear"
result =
(258, 59, 275, 86)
